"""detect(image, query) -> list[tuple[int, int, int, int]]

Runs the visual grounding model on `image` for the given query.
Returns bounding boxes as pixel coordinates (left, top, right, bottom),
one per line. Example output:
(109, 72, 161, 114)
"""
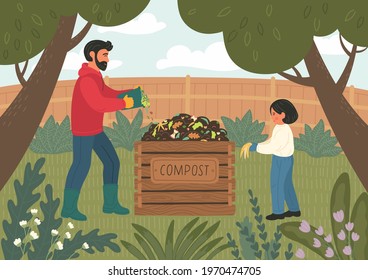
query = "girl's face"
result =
(271, 108, 285, 124)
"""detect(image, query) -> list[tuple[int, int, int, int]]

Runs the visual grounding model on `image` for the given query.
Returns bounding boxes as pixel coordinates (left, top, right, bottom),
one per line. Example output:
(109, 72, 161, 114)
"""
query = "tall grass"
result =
(0, 148, 365, 259)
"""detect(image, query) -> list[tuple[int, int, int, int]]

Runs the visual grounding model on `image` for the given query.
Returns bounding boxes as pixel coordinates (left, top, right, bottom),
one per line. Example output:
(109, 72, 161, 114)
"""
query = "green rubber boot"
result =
(103, 184, 130, 215)
(61, 188, 87, 221)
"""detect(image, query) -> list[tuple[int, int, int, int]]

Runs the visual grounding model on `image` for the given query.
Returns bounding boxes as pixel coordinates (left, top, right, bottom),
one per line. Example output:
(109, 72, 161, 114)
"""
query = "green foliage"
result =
(227, 189, 293, 260)
(294, 120, 342, 157)
(1, 158, 121, 260)
(30, 115, 72, 154)
(120, 218, 230, 260)
(280, 173, 367, 260)
(221, 110, 268, 147)
(104, 110, 151, 151)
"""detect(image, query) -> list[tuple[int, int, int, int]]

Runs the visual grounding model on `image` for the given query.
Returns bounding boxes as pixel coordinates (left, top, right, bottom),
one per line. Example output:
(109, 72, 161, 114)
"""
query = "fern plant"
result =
(104, 110, 151, 151)
(30, 115, 72, 154)
(221, 110, 268, 147)
(294, 119, 342, 157)
(121, 217, 230, 260)
(227, 189, 294, 260)
(1, 158, 121, 260)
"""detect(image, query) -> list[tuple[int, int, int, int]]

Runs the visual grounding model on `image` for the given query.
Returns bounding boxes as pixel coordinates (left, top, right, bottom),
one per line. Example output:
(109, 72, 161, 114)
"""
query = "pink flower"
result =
(313, 238, 321, 248)
(295, 248, 305, 259)
(315, 226, 324, 236)
(343, 246, 352, 256)
(352, 232, 360, 242)
(299, 220, 310, 233)
(324, 234, 332, 243)
(345, 222, 354, 232)
(337, 230, 346, 241)
(325, 247, 334, 258)
(333, 210, 344, 223)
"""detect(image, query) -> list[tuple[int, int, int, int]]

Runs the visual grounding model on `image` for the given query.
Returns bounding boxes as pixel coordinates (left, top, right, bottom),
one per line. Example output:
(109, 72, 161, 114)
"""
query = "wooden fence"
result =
(1, 76, 368, 136)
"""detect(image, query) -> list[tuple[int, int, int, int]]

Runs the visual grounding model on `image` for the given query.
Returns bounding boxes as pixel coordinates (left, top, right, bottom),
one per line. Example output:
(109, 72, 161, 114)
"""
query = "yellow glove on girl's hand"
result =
(240, 142, 252, 159)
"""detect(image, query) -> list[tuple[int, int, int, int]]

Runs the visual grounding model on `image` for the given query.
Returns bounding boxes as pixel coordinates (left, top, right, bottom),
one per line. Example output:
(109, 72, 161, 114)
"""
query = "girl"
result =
(242, 99, 301, 220)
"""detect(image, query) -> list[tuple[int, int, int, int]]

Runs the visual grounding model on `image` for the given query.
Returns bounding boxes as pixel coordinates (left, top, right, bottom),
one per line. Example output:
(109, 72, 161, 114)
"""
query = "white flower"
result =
(337, 229, 346, 241)
(19, 220, 27, 228)
(30, 209, 38, 215)
(13, 238, 22, 247)
(343, 246, 352, 256)
(51, 229, 59, 237)
(325, 247, 334, 258)
(82, 242, 89, 250)
(315, 226, 324, 236)
(67, 222, 74, 229)
(299, 220, 311, 233)
(352, 232, 360, 242)
(55, 241, 63, 250)
(65, 232, 71, 239)
(30, 231, 39, 240)
(313, 238, 321, 248)
(345, 222, 354, 232)
(333, 210, 344, 223)
(34, 218, 41, 226)
(324, 234, 332, 243)
(295, 248, 305, 259)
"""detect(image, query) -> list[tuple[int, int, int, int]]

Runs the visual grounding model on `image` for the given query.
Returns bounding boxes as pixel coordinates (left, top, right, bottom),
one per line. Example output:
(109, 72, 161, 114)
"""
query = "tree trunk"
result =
(0, 15, 77, 191)
(304, 43, 368, 192)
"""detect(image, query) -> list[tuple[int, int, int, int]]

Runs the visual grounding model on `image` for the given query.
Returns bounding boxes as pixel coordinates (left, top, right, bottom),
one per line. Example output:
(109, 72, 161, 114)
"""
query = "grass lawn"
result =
(0, 148, 365, 260)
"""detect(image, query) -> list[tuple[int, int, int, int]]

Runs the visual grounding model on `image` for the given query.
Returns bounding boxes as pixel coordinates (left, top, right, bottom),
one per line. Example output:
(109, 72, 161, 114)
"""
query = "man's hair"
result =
(84, 40, 113, 61)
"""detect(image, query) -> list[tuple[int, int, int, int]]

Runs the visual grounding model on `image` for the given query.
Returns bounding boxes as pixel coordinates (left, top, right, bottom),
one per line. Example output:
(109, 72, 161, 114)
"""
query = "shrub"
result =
(121, 217, 230, 260)
(1, 158, 121, 260)
(221, 110, 268, 147)
(30, 115, 72, 154)
(104, 110, 151, 151)
(280, 173, 368, 260)
(294, 119, 342, 157)
(227, 189, 294, 260)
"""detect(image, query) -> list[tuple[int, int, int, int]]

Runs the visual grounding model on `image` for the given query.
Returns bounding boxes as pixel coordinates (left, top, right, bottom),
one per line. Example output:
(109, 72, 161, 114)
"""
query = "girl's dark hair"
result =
(270, 99, 298, 124)
(84, 40, 113, 61)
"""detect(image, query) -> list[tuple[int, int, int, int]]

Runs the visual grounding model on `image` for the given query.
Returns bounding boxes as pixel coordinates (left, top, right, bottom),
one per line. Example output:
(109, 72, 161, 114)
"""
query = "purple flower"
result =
(333, 210, 344, 223)
(295, 248, 305, 259)
(343, 246, 352, 256)
(324, 234, 332, 243)
(315, 226, 324, 236)
(345, 222, 354, 232)
(337, 229, 346, 241)
(313, 238, 321, 248)
(299, 220, 310, 233)
(352, 232, 360, 242)
(325, 247, 334, 258)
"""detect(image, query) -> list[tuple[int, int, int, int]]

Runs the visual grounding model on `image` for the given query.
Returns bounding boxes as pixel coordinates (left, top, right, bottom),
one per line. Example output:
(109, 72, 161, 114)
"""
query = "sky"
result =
(0, 0, 367, 89)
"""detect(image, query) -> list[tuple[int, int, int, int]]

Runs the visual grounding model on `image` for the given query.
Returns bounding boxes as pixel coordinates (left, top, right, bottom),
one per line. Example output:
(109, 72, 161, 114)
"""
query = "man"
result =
(61, 40, 134, 221)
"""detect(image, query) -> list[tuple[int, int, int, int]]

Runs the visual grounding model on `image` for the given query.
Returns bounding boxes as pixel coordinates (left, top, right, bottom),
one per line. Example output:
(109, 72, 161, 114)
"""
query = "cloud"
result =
(156, 42, 239, 71)
(97, 13, 166, 35)
(314, 34, 353, 55)
(62, 50, 122, 71)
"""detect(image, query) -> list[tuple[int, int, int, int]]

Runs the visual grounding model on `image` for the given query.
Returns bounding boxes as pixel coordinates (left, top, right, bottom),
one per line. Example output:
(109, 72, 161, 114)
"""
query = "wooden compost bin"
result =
(134, 141, 235, 215)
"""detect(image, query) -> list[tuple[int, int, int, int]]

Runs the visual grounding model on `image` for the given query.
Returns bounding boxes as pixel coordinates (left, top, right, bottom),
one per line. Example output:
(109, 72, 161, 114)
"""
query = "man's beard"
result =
(95, 54, 107, 71)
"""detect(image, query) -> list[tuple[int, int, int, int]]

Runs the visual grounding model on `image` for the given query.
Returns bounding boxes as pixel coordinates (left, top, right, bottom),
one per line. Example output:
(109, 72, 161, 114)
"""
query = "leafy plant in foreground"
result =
(121, 217, 230, 259)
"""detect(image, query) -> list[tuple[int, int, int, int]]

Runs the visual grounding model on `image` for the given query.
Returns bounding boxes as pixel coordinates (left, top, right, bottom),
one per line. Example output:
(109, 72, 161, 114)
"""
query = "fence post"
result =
(185, 75, 191, 113)
(268, 76, 277, 134)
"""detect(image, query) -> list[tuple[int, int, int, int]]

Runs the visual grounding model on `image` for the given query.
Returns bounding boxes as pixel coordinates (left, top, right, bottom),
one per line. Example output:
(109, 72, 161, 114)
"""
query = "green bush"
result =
(104, 110, 151, 151)
(1, 158, 121, 260)
(280, 173, 368, 260)
(294, 120, 342, 157)
(121, 217, 230, 260)
(227, 189, 294, 260)
(221, 110, 268, 147)
(30, 115, 72, 154)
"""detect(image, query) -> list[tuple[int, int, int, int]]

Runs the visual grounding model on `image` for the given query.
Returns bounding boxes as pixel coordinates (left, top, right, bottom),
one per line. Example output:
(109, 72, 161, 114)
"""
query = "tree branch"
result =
(336, 45, 357, 94)
(278, 71, 315, 87)
(15, 63, 27, 87)
(292, 66, 302, 78)
(69, 22, 92, 50)
(339, 34, 352, 56)
(21, 60, 29, 76)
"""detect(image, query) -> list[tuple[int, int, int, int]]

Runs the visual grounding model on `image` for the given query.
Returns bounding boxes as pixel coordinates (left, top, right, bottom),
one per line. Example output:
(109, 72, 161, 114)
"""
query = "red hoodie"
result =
(71, 63, 130, 136)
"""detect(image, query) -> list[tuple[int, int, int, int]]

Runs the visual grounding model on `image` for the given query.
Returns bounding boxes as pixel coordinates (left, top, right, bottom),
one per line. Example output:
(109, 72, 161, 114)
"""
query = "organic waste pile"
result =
(142, 113, 229, 141)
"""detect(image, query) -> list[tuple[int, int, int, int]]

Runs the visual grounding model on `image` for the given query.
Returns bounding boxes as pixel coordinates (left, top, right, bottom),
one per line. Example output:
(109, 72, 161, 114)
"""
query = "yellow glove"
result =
(240, 142, 252, 159)
(123, 95, 134, 109)
(134, 85, 142, 89)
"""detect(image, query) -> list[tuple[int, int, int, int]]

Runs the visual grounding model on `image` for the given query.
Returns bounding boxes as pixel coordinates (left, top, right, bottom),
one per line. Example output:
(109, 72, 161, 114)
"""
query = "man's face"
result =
(90, 49, 109, 71)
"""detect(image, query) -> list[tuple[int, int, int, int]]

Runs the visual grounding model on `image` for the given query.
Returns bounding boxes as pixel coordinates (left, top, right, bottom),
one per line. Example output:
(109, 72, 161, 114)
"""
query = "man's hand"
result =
(123, 95, 134, 109)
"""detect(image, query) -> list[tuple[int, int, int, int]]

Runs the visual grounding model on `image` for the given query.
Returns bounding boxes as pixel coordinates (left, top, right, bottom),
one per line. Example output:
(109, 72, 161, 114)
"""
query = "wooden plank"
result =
(134, 204, 235, 215)
(134, 178, 235, 191)
(135, 166, 235, 178)
(134, 141, 235, 153)
(135, 192, 235, 204)
(135, 153, 235, 165)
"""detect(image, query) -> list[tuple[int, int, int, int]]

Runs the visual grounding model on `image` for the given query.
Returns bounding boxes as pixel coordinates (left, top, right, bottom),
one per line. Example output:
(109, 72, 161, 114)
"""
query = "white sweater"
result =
(256, 124, 294, 157)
